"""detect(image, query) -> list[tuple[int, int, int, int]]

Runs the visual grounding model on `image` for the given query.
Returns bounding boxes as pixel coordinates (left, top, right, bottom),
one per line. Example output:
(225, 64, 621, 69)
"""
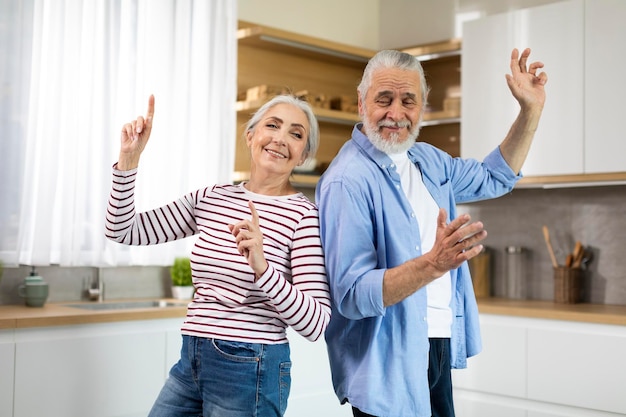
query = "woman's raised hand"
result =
(117, 95, 155, 170)
(228, 201, 269, 280)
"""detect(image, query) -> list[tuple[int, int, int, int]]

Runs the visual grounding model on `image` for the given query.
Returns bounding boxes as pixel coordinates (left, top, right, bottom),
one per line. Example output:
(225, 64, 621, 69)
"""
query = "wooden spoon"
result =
(542, 225, 559, 268)
(572, 241, 584, 268)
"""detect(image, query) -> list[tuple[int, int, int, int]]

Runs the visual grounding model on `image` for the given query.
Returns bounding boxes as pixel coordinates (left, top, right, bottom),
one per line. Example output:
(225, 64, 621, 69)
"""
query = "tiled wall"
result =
(0, 265, 171, 306)
(2, 185, 625, 306)
(460, 184, 626, 305)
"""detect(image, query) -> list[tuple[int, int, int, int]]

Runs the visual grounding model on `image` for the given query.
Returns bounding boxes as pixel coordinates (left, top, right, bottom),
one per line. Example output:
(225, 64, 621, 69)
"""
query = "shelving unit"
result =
(234, 22, 463, 185)
(234, 21, 375, 185)
(403, 39, 462, 158)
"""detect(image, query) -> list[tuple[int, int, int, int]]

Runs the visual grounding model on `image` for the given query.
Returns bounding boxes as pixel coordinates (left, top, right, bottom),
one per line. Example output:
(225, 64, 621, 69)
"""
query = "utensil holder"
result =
(554, 266, 583, 304)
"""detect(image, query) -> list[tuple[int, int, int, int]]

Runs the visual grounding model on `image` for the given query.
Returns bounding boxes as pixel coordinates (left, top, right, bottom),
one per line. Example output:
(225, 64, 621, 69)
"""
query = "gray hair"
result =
(357, 50, 430, 106)
(244, 94, 320, 160)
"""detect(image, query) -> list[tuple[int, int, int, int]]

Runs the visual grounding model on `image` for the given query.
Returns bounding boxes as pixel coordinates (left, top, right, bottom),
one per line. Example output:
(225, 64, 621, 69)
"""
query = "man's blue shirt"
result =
(315, 124, 521, 417)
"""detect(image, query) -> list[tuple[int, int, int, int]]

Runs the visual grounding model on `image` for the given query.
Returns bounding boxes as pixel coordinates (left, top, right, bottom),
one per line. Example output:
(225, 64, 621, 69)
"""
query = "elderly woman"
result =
(105, 94, 330, 417)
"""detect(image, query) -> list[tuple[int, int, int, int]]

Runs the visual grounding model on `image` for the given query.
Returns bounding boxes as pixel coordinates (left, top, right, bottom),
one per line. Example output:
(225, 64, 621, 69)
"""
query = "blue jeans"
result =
(428, 338, 455, 417)
(148, 335, 291, 417)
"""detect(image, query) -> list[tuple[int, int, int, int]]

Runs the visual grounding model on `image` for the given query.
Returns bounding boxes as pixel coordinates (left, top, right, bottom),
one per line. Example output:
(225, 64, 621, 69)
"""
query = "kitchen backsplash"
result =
(459, 184, 626, 305)
(1, 184, 625, 306)
(0, 265, 172, 305)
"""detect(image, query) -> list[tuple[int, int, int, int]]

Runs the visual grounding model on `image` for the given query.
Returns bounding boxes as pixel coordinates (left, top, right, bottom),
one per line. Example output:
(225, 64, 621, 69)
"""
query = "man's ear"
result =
(357, 92, 364, 117)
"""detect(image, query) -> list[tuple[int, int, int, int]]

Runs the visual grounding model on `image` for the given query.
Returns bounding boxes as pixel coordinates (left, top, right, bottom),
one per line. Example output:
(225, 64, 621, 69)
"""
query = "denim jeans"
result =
(148, 335, 291, 417)
(428, 338, 455, 417)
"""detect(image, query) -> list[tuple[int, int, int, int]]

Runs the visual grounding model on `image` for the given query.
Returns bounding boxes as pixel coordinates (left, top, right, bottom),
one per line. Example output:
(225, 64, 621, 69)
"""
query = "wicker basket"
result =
(554, 266, 583, 304)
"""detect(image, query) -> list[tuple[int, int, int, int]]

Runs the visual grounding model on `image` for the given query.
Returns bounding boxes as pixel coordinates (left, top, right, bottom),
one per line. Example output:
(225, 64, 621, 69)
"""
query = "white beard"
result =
(362, 112, 421, 154)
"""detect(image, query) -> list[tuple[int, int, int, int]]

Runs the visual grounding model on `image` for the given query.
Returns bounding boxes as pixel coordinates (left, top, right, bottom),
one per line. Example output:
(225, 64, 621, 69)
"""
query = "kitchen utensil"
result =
(572, 240, 585, 268)
(542, 225, 559, 268)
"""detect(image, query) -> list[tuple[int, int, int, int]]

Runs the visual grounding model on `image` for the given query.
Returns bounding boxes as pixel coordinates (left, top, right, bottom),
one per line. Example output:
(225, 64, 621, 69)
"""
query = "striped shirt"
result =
(106, 166, 331, 344)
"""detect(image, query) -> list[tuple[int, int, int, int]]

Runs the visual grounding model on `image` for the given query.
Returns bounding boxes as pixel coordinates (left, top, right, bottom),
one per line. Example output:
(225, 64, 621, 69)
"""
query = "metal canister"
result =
(504, 246, 527, 299)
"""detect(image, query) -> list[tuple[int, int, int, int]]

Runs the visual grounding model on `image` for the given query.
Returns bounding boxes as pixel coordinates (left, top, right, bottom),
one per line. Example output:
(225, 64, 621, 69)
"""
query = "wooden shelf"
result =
(235, 20, 374, 176)
(235, 23, 466, 183)
(402, 39, 462, 61)
(236, 100, 360, 125)
(422, 110, 460, 126)
(238, 20, 375, 66)
(401, 41, 462, 157)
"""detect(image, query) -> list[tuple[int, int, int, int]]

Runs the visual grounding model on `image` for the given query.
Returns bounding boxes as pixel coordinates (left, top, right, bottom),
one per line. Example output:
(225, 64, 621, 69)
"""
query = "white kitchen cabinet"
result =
(462, 0, 585, 177)
(285, 328, 351, 417)
(453, 314, 626, 417)
(0, 330, 15, 417)
(461, 11, 518, 166)
(7, 319, 344, 417)
(528, 323, 626, 414)
(584, 0, 626, 173)
(13, 318, 183, 417)
(452, 317, 527, 397)
(463, 0, 626, 179)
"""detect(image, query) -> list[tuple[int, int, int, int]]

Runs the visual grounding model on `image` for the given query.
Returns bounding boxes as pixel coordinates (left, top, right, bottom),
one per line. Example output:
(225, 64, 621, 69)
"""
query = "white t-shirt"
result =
(388, 152, 452, 338)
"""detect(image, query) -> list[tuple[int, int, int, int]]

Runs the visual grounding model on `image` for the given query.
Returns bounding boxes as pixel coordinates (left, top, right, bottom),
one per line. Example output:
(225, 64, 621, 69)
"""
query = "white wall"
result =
(237, 0, 380, 49)
(379, 0, 457, 48)
(239, 0, 566, 49)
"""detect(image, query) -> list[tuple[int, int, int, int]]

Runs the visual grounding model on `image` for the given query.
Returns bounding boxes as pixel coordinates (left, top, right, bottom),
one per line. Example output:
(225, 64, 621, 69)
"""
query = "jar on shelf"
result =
(468, 246, 492, 298)
(504, 246, 527, 299)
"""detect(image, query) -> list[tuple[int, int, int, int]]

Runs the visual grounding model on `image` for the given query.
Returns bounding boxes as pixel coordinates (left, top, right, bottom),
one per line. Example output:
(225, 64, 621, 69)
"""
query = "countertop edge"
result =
(2, 298, 625, 330)
(477, 298, 626, 326)
(0, 300, 188, 329)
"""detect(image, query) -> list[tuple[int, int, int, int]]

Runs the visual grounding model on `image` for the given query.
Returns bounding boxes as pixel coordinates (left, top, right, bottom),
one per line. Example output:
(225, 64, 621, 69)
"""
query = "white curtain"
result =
(0, 0, 238, 267)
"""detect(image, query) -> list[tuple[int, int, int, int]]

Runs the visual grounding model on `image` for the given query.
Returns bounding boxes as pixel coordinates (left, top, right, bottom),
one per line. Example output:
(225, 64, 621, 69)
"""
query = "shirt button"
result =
(395, 184, 400, 189)
(410, 212, 415, 218)
(415, 245, 420, 251)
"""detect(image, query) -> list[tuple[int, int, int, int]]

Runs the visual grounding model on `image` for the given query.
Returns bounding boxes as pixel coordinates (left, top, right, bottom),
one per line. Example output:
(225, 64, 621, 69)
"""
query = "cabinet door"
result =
(453, 315, 527, 398)
(462, 0, 584, 177)
(528, 322, 626, 415)
(584, 0, 626, 173)
(285, 328, 351, 416)
(0, 330, 15, 417)
(14, 320, 180, 417)
(462, 12, 517, 164)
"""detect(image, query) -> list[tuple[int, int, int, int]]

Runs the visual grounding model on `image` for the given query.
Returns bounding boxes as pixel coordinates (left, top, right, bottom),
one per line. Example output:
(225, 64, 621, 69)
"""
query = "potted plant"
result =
(170, 257, 194, 300)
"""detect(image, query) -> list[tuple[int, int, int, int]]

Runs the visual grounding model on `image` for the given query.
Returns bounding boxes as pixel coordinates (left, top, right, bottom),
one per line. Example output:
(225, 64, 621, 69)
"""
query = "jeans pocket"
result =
(279, 361, 292, 414)
(211, 339, 261, 362)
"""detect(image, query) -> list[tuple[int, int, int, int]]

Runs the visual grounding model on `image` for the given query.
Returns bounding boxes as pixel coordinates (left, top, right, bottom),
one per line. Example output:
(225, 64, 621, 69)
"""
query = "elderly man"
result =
(316, 48, 547, 417)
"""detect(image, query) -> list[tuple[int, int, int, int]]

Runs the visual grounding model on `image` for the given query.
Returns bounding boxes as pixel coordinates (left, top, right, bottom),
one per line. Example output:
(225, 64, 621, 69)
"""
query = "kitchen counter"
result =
(477, 297, 626, 326)
(0, 299, 188, 329)
(1, 298, 625, 330)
